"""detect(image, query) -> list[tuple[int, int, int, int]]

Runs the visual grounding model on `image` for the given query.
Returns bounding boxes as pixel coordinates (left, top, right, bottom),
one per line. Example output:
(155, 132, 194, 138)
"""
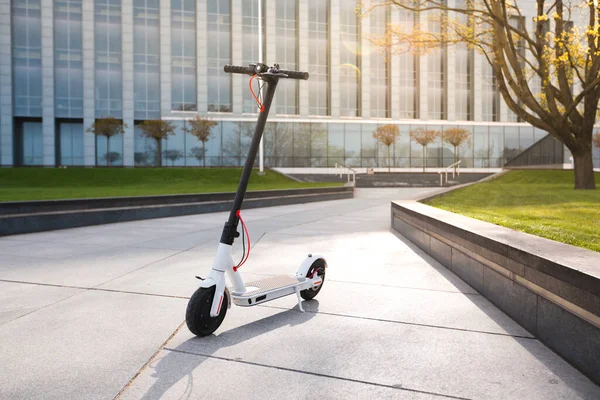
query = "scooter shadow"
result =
(138, 301, 319, 400)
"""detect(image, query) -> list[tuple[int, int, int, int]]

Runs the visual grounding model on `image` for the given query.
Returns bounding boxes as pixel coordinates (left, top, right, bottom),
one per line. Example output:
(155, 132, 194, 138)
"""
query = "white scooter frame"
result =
(185, 63, 326, 337)
(198, 243, 326, 317)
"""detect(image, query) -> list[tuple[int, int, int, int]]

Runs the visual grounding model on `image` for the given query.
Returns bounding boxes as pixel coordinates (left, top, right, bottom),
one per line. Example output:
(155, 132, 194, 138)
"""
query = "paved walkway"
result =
(1, 188, 599, 400)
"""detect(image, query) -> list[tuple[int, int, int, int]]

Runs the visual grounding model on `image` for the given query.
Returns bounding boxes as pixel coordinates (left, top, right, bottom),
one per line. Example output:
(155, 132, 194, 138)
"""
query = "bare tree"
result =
(185, 116, 218, 168)
(138, 120, 176, 167)
(410, 128, 439, 173)
(363, 0, 600, 189)
(442, 127, 471, 174)
(373, 124, 401, 172)
(86, 117, 127, 167)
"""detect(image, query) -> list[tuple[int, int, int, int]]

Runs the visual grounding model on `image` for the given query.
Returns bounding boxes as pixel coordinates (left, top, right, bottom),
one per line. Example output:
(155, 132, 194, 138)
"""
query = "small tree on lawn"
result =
(372, 124, 400, 172)
(86, 117, 127, 166)
(185, 116, 218, 168)
(163, 149, 183, 167)
(138, 120, 176, 167)
(410, 128, 439, 173)
(442, 128, 472, 175)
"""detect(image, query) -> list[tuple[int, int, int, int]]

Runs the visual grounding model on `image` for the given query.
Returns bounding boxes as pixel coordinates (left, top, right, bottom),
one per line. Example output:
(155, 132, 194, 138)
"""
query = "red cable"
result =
(233, 210, 251, 271)
(249, 75, 264, 113)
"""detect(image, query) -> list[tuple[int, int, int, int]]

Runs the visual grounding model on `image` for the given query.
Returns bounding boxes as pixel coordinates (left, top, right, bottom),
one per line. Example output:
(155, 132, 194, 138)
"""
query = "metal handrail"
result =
(335, 163, 356, 183)
(438, 160, 461, 186)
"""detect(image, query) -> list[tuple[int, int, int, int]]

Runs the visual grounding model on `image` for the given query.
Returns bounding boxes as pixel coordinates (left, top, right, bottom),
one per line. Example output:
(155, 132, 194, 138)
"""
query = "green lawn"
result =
(423, 170, 600, 252)
(0, 168, 342, 202)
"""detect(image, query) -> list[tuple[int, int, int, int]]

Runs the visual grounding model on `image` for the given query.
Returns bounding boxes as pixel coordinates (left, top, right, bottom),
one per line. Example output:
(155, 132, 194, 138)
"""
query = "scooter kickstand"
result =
(295, 286, 305, 313)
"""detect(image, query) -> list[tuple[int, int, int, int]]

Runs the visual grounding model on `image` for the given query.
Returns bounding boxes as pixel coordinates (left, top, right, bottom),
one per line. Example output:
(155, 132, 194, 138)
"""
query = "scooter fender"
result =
(199, 271, 230, 317)
(296, 254, 327, 278)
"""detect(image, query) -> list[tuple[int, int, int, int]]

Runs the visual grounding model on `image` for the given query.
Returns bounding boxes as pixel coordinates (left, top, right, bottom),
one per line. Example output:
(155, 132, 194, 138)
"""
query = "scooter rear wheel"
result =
(186, 286, 228, 337)
(300, 259, 326, 300)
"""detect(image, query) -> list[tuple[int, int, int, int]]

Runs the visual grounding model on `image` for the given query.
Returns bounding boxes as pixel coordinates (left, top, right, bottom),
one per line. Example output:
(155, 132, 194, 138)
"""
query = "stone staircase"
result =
(290, 172, 494, 188)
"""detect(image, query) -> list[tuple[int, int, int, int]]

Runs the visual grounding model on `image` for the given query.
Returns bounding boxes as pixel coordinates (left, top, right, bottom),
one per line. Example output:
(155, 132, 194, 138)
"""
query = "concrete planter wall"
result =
(0, 186, 353, 236)
(391, 201, 600, 385)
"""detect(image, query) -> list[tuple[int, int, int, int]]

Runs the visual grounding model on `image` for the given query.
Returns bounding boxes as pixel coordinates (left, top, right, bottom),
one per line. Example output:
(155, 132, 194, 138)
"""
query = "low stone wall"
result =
(391, 201, 600, 385)
(1, 186, 353, 236)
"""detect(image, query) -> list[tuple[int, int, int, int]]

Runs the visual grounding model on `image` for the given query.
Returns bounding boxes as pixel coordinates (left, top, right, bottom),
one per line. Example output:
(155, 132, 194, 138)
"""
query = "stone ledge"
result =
(391, 200, 600, 385)
(0, 187, 352, 236)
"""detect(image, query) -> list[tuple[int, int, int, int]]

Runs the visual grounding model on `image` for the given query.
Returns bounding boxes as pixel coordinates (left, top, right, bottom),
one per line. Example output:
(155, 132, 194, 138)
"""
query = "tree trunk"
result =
(106, 136, 110, 167)
(572, 148, 596, 190)
(156, 139, 162, 167)
(203, 141, 206, 168)
(387, 146, 391, 173)
(422, 146, 425, 173)
(454, 146, 458, 175)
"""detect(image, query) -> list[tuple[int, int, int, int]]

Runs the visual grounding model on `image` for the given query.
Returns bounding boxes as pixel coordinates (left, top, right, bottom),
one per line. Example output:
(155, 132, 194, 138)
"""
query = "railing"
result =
(439, 160, 461, 186)
(335, 163, 356, 184)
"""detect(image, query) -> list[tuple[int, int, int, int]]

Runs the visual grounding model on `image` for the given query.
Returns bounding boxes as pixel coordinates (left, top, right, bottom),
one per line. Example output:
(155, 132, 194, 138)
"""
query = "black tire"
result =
(300, 259, 326, 300)
(186, 286, 228, 337)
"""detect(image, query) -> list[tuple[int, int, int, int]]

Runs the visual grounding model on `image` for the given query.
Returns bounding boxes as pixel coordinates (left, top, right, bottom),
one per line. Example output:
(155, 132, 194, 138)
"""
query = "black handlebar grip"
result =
(223, 65, 256, 75)
(279, 69, 309, 80)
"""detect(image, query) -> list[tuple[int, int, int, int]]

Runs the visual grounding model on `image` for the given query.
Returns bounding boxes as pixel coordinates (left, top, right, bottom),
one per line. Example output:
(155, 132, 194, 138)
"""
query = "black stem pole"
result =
(220, 77, 279, 245)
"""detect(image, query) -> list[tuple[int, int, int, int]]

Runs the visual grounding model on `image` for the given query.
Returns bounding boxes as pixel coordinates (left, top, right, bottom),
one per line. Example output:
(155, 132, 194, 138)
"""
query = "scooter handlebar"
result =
(223, 64, 309, 80)
(223, 65, 256, 75)
(278, 69, 309, 80)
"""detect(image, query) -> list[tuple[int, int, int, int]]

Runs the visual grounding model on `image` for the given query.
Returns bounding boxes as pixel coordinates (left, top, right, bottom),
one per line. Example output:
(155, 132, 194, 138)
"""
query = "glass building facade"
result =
(2, 0, 592, 169)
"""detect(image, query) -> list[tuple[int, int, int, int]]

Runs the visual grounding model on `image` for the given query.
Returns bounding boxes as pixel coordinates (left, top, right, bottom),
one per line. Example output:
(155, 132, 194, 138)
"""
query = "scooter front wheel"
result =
(186, 286, 228, 337)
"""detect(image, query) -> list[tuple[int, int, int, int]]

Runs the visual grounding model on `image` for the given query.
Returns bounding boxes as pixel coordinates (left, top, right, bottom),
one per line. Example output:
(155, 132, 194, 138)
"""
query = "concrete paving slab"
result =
(0, 290, 186, 400)
(0, 240, 104, 259)
(0, 281, 83, 325)
(119, 349, 441, 400)
(2, 187, 599, 400)
(261, 280, 531, 337)
(168, 306, 600, 400)
(0, 246, 180, 287)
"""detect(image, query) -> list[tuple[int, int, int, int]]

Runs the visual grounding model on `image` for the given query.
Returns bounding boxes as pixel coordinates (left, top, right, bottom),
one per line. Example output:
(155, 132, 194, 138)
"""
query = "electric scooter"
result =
(185, 63, 327, 337)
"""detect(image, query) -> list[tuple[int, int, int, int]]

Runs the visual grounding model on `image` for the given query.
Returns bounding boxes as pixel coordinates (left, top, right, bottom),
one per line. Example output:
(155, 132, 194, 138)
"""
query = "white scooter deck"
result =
(230, 274, 317, 311)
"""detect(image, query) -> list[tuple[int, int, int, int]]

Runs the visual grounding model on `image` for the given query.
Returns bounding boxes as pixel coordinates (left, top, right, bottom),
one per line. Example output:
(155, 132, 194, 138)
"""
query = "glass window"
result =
(134, 124, 158, 166)
(327, 123, 344, 166)
(58, 122, 84, 165)
(241, 0, 264, 113)
(370, 6, 389, 118)
(489, 126, 504, 166)
(504, 126, 520, 163)
(95, 0, 122, 118)
(185, 120, 222, 167)
(55, 0, 83, 118)
(454, 0, 471, 121)
(427, 7, 446, 120)
(311, 123, 328, 166)
(394, 124, 411, 167)
(344, 124, 361, 167)
(340, 0, 360, 117)
(172, 0, 196, 111)
(21, 121, 43, 165)
(426, 125, 443, 168)
(163, 121, 185, 167)
(398, 9, 416, 119)
(12, 0, 42, 117)
(274, 0, 298, 115)
(473, 126, 489, 167)
(308, 0, 329, 116)
(264, 122, 292, 166)
(134, 0, 160, 119)
(207, 0, 231, 112)
(519, 126, 535, 151)
(96, 126, 124, 166)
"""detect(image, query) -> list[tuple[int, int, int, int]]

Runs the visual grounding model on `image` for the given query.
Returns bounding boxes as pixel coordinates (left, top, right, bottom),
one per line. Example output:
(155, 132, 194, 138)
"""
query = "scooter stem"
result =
(220, 76, 279, 246)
